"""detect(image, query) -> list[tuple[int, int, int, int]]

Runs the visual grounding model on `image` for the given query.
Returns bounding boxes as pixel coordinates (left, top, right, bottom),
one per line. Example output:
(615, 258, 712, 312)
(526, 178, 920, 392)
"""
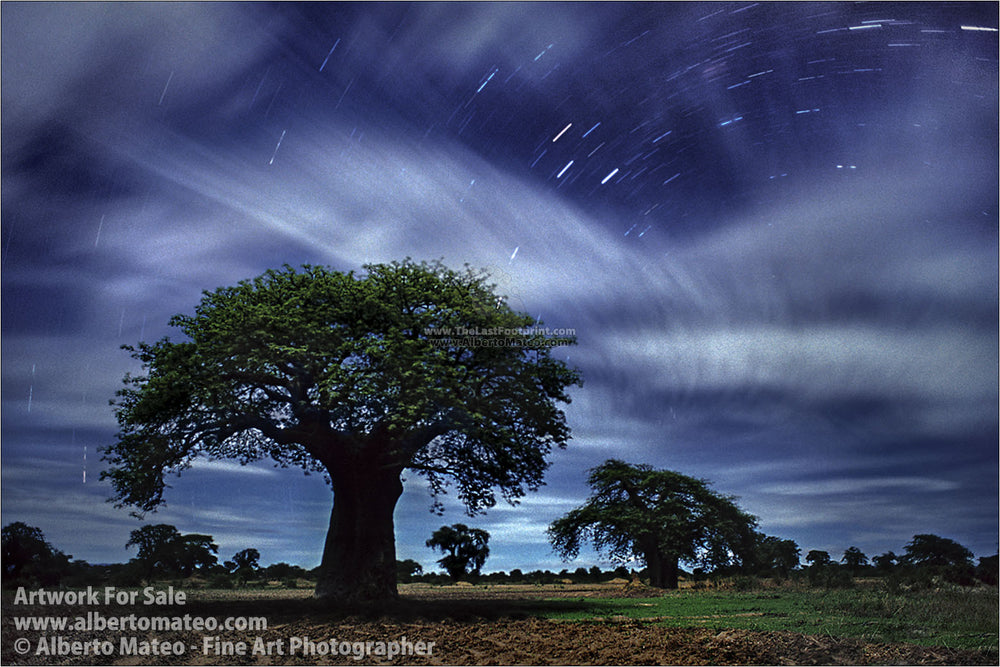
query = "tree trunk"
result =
(313, 461, 403, 605)
(646, 549, 680, 589)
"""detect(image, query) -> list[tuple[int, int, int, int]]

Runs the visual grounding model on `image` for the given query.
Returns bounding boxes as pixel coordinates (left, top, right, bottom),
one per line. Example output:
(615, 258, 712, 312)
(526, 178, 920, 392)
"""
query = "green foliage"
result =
(548, 460, 757, 587)
(102, 260, 580, 516)
(1, 522, 72, 587)
(426, 524, 490, 581)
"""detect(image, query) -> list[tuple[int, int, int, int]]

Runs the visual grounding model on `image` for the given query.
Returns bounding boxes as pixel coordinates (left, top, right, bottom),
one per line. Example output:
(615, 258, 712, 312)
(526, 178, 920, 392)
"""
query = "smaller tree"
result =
(225, 548, 260, 586)
(548, 460, 757, 589)
(751, 533, 800, 578)
(126, 524, 182, 581)
(872, 551, 898, 574)
(262, 562, 307, 581)
(426, 524, 490, 581)
(841, 547, 868, 575)
(126, 524, 219, 580)
(805, 550, 831, 567)
(170, 534, 219, 577)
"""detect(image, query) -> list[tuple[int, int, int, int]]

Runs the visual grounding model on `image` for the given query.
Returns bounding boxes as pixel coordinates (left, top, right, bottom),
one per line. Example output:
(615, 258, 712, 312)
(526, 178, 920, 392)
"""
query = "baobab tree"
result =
(548, 460, 757, 589)
(103, 260, 579, 603)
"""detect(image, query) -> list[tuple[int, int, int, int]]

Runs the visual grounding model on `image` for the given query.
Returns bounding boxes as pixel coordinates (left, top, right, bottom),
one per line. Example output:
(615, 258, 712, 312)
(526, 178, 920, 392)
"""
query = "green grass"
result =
(530, 586, 999, 652)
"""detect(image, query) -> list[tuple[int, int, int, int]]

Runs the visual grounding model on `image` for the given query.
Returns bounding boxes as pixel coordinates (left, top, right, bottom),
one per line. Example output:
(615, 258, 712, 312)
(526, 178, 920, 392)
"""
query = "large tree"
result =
(548, 460, 757, 589)
(426, 523, 490, 581)
(102, 260, 579, 603)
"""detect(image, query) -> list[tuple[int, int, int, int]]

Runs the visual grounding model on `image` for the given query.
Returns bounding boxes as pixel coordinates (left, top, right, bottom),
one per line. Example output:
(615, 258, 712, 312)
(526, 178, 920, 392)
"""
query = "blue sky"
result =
(2, 2, 997, 574)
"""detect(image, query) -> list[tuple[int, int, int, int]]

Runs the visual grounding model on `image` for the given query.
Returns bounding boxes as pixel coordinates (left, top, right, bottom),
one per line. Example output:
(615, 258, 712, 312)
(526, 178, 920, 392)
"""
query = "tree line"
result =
(33, 258, 991, 604)
(5, 510, 995, 591)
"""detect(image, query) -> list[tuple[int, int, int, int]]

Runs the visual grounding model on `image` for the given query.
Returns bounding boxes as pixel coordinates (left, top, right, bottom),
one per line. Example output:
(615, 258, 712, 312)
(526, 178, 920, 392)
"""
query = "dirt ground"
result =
(3, 584, 994, 665)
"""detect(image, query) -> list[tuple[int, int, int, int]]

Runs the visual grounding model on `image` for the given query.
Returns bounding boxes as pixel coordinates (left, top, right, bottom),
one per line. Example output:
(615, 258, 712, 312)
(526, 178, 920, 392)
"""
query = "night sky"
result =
(2, 2, 997, 574)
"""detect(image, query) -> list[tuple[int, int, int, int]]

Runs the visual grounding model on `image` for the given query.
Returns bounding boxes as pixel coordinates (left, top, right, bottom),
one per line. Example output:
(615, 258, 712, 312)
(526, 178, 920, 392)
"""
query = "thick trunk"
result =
(646, 549, 680, 589)
(313, 462, 403, 605)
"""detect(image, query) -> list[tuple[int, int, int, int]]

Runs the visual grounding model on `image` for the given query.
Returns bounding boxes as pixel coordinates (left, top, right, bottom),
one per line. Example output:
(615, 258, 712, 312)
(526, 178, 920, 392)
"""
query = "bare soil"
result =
(2, 584, 994, 665)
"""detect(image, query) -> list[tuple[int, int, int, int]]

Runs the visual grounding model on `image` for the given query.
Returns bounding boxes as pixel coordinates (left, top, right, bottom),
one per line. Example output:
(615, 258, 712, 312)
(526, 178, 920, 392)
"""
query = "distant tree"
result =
(102, 261, 580, 603)
(170, 534, 219, 577)
(125, 524, 217, 580)
(902, 534, 976, 585)
(262, 562, 307, 581)
(805, 549, 854, 588)
(548, 460, 758, 589)
(805, 550, 831, 567)
(872, 551, 898, 573)
(126, 524, 182, 580)
(1, 522, 72, 586)
(751, 533, 801, 577)
(396, 559, 423, 582)
(225, 548, 260, 585)
(902, 534, 973, 569)
(841, 547, 869, 574)
(426, 524, 490, 581)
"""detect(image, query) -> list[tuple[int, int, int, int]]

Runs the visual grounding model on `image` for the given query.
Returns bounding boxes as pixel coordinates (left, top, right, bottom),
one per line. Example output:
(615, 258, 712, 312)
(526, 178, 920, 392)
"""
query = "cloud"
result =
(1, 3, 280, 140)
(186, 460, 282, 478)
(760, 477, 962, 497)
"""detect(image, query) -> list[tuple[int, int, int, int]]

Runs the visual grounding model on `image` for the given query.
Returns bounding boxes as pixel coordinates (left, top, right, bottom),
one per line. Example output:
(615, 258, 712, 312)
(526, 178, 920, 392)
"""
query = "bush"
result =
(808, 564, 854, 589)
(732, 575, 762, 591)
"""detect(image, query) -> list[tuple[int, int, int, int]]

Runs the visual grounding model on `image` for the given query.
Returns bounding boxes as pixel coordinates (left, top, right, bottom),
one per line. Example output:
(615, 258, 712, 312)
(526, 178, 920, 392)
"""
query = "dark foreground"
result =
(2, 584, 995, 665)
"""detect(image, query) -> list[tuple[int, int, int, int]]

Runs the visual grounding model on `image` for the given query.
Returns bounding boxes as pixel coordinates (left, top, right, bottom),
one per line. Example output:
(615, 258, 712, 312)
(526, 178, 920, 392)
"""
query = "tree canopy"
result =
(548, 459, 757, 588)
(102, 260, 580, 602)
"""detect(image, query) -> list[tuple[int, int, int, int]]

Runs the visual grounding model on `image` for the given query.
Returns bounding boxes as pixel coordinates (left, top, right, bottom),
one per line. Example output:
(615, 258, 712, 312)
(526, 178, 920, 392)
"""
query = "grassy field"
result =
(517, 585, 998, 651)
